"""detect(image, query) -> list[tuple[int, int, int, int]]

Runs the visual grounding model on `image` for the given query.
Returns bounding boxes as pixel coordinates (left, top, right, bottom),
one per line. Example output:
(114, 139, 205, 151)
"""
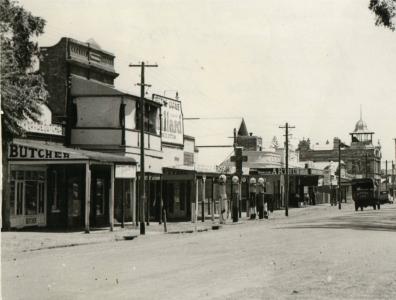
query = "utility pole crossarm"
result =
(136, 83, 152, 87)
(129, 63, 158, 67)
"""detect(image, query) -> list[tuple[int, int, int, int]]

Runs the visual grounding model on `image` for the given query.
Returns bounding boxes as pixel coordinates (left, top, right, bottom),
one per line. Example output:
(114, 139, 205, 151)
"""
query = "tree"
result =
(369, 0, 396, 30)
(1, 0, 48, 139)
(1, 0, 48, 229)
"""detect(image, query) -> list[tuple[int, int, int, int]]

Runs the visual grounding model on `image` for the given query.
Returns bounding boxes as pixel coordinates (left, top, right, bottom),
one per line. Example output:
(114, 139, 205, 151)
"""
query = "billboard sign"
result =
(153, 94, 184, 145)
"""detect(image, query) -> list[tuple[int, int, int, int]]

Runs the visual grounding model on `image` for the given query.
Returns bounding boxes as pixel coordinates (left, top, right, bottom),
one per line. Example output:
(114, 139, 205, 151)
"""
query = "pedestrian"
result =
(310, 191, 316, 205)
(296, 193, 301, 207)
(249, 178, 257, 219)
(257, 177, 266, 219)
(304, 193, 309, 206)
(218, 175, 228, 224)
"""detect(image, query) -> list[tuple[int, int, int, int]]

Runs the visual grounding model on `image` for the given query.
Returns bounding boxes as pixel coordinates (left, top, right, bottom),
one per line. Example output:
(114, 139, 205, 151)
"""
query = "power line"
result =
(184, 116, 241, 120)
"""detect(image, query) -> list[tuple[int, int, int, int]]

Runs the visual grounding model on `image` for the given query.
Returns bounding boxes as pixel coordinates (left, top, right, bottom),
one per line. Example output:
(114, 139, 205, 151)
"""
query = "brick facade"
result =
(298, 123, 382, 181)
(39, 38, 119, 125)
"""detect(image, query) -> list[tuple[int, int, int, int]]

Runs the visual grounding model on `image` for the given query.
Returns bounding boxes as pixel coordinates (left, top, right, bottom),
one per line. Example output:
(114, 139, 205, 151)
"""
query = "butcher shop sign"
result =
(8, 143, 84, 160)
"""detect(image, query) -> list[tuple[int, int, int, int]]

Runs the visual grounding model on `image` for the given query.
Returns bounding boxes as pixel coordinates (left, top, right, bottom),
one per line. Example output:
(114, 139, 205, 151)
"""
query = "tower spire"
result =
(360, 104, 362, 120)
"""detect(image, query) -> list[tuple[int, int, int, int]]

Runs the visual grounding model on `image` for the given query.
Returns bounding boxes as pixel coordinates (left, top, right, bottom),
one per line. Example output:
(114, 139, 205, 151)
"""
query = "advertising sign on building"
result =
(8, 143, 84, 160)
(323, 169, 331, 186)
(20, 104, 63, 136)
(153, 94, 184, 145)
(115, 164, 136, 178)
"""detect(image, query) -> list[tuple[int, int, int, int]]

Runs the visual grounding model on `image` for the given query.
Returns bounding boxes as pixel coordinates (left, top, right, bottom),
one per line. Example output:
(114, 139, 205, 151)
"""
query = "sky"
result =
(20, 0, 396, 163)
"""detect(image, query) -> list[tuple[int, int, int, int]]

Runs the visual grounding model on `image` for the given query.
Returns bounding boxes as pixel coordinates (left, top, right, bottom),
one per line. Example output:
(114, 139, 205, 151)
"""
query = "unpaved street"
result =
(2, 204, 396, 300)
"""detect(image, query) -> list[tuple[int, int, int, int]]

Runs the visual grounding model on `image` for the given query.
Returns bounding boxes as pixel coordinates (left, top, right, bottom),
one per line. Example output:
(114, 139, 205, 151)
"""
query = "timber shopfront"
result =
(6, 140, 136, 232)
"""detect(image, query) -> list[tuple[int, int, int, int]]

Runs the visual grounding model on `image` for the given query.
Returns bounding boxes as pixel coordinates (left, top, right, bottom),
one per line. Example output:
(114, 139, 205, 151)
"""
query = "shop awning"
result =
(70, 76, 160, 106)
(8, 140, 136, 165)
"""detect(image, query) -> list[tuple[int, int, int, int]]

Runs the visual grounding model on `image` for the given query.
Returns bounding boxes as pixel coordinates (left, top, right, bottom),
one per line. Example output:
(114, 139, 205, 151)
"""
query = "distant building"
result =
(298, 111, 382, 202)
(219, 119, 322, 209)
(235, 118, 262, 151)
(298, 112, 381, 181)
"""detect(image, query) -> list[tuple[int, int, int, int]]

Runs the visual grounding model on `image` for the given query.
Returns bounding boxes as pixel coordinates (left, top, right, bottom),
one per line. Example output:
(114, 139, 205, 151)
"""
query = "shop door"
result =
(114, 179, 133, 224)
(67, 175, 84, 228)
(90, 169, 110, 227)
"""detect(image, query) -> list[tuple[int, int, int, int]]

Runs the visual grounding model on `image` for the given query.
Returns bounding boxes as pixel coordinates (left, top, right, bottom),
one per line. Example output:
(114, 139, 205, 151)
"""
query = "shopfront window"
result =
(10, 181, 15, 215)
(95, 178, 105, 215)
(70, 181, 81, 217)
(9, 169, 46, 217)
(25, 180, 38, 215)
(16, 181, 23, 215)
(51, 171, 60, 212)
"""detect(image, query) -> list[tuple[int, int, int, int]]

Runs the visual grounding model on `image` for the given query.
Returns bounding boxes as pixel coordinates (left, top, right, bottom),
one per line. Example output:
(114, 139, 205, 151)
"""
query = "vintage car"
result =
(351, 178, 380, 211)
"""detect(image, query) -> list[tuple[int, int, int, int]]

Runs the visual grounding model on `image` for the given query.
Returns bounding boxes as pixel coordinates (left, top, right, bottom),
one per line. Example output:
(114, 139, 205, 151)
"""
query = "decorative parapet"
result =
(67, 38, 117, 75)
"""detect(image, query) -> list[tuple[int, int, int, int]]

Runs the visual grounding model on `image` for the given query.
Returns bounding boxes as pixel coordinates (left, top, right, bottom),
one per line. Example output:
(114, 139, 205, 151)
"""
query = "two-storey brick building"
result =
(298, 114, 381, 181)
(297, 113, 382, 202)
(4, 38, 140, 231)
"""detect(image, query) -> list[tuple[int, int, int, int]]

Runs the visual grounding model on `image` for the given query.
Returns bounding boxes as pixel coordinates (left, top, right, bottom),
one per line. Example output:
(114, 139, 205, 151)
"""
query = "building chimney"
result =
(333, 137, 340, 150)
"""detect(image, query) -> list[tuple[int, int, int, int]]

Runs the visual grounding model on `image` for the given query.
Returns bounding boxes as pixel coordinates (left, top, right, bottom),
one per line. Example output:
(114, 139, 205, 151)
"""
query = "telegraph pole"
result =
(392, 161, 395, 200)
(385, 160, 388, 192)
(279, 123, 295, 217)
(337, 141, 349, 210)
(233, 128, 242, 218)
(129, 62, 158, 235)
(338, 143, 342, 210)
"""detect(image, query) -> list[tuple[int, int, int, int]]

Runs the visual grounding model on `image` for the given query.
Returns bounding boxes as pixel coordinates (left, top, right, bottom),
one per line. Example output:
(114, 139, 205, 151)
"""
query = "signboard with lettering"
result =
(20, 121, 63, 136)
(153, 94, 184, 145)
(115, 164, 136, 178)
(323, 169, 331, 185)
(8, 143, 86, 160)
(19, 104, 64, 136)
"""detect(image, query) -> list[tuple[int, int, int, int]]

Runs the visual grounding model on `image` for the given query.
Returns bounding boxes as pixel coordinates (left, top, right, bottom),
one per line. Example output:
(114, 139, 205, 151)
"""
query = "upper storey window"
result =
(135, 103, 159, 135)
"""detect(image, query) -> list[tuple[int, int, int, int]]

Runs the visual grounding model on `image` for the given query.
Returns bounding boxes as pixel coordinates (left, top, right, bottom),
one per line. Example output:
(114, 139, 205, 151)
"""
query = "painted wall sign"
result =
(153, 94, 184, 145)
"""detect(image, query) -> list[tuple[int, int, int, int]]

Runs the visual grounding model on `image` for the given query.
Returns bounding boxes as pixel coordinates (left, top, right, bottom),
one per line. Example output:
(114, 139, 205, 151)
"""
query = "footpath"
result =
(1, 203, 350, 257)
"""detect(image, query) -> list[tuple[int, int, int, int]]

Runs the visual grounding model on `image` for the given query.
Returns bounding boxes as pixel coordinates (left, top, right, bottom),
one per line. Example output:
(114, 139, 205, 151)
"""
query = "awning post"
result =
(202, 176, 206, 222)
(109, 164, 115, 231)
(85, 163, 91, 233)
(131, 179, 136, 224)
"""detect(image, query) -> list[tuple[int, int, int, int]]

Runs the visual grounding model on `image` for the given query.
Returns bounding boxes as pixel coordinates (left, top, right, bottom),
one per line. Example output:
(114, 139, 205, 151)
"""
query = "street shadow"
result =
(278, 213, 396, 232)
(2, 227, 111, 233)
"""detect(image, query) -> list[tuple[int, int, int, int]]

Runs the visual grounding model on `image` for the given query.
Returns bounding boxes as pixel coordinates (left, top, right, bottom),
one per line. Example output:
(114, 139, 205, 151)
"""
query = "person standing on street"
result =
(249, 178, 257, 219)
(218, 175, 228, 224)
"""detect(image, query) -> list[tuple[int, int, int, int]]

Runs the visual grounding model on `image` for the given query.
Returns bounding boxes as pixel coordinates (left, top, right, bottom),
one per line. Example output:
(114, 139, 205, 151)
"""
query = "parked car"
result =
(379, 191, 393, 204)
(351, 178, 380, 211)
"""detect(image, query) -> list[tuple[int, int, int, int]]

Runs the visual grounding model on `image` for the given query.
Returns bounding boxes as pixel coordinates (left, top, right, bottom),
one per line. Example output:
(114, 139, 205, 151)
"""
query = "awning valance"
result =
(8, 140, 136, 165)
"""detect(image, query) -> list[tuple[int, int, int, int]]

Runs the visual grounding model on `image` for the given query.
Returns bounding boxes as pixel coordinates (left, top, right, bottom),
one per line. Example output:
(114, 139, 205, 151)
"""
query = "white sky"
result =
(20, 0, 396, 163)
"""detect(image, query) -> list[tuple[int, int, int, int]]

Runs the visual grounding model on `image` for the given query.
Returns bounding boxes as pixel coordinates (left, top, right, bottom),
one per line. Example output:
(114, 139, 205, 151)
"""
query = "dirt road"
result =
(2, 204, 396, 299)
